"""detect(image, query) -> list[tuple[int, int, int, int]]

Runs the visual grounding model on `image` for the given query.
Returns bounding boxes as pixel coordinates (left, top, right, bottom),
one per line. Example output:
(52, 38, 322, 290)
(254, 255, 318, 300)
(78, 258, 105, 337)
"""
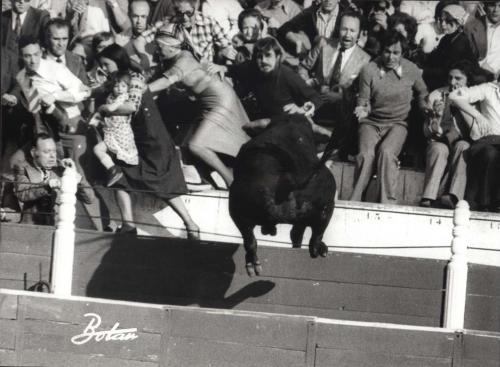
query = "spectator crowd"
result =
(1, 0, 500, 231)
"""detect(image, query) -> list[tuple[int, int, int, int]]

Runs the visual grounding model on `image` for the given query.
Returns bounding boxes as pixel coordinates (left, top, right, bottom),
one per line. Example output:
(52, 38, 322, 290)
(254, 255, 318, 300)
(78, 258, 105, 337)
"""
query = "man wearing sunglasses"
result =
(1, 0, 49, 55)
(170, 0, 236, 63)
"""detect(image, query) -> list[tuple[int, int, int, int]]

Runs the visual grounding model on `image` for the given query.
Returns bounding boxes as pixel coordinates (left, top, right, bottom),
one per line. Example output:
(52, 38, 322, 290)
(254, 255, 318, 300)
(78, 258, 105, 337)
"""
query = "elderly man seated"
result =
(14, 134, 94, 225)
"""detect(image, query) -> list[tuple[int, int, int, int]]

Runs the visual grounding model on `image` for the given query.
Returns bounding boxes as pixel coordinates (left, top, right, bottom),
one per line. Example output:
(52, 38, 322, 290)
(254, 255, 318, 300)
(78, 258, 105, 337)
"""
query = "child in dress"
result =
(89, 72, 139, 187)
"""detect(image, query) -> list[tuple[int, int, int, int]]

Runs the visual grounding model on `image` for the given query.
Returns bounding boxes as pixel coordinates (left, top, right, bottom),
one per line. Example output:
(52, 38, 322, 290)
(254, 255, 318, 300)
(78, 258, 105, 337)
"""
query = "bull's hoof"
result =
(245, 261, 263, 277)
(246, 263, 256, 277)
(254, 261, 263, 276)
(309, 245, 319, 258)
(319, 242, 328, 257)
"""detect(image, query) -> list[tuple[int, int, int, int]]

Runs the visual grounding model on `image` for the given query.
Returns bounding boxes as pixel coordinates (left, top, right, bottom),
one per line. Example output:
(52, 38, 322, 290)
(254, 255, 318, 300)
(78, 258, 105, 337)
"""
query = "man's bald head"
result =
(130, 0, 150, 35)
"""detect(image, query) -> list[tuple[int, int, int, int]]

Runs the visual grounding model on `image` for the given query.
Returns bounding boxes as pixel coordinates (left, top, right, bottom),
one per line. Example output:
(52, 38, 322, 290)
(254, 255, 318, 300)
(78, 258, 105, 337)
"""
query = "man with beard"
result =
(350, 30, 428, 204)
(299, 10, 370, 159)
(214, 37, 327, 137)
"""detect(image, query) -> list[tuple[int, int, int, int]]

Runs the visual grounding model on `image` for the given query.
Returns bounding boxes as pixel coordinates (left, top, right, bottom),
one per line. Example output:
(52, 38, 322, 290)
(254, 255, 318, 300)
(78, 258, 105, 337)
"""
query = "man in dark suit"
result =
(1, 0, 49, 54)
(1, 46, 24, 171)
(299, 10, 370, 158)
(43, 18, 89, 84)
(14, 133, 94, 225)
(464, 1, 500, 76)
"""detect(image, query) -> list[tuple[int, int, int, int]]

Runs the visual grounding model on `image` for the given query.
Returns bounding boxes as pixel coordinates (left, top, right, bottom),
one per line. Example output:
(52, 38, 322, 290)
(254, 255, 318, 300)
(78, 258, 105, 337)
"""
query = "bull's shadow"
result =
(83, 233, 275, 309)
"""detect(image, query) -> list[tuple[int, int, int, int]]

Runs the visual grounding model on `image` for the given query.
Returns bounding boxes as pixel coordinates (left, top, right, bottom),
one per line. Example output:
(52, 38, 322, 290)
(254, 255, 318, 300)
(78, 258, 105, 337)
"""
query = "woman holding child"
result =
(95, 44, 199, 236)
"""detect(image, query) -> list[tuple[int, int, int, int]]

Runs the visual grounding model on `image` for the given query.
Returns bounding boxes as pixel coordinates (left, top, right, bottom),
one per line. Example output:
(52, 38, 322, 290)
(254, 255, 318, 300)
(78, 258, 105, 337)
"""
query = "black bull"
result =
(229, 115, 337, 276)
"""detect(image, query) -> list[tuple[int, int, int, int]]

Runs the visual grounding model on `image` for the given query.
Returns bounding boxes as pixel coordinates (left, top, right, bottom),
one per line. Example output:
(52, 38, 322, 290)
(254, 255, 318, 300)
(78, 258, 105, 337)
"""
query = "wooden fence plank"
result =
(0, 253, 51, 283)
(78, 260, 444, 319)
(74, 232, 447, 290)
(315, 323, 455, 357)
(20, 350, 159, 367)
(0, 223, 54, 256)
(465, 295, 500, 332)
(0, 320, 16, 350)
(467, 265, 500, 297)
(0, 349, 17, 366)
(22, 295, 164, 333)
(166, 337, 305, 367)
(0, 293, 18, 319)
(315, 348, 451, 367)
(169, 308, 311, 351)
(462, 333, 500, 362)
(21, 319, 161, 363)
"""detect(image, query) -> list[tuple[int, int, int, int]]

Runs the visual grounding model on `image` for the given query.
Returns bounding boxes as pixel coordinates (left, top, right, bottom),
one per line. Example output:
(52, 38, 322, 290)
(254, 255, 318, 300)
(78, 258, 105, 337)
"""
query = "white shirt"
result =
(480, 20, 500, 75)
(11, 11, 27, 31)
(45, 53, 67, 65)
(202, 0, 243, 38)
(79, 1, 111, 39)
(16, 58, 87, 118)
(316, 5, 339, 39)
(399, 1, 437, 24)
(452, 83, 500, 140)
(329, 44, 356, 75)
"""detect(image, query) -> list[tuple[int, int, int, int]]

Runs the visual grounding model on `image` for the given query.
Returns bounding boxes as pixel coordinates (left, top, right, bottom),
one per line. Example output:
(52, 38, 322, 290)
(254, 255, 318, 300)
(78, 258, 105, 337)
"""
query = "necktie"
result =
(56, 57, 63, 63)
(330, 47, 345, 86)
(27, 75, 41, 113)
(41, 168, 49, 182)
(14, 13, 21, 36)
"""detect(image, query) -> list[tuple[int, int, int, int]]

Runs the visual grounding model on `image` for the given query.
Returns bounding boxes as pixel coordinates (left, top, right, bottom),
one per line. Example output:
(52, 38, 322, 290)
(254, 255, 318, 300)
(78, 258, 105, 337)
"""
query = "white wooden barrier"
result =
(51, 163, 78, 296)
(443, 200, 470, 329)
(51, 182, 474, 328)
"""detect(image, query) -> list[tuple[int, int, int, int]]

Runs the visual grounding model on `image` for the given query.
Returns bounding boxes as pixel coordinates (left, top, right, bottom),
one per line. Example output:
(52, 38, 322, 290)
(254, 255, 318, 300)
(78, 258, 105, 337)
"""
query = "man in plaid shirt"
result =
(170, 0, 237, 62)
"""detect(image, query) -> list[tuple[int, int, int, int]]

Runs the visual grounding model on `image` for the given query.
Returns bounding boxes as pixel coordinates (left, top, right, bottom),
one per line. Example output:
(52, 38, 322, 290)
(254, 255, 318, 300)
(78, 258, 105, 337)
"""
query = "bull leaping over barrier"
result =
(229, 114, 337, 276)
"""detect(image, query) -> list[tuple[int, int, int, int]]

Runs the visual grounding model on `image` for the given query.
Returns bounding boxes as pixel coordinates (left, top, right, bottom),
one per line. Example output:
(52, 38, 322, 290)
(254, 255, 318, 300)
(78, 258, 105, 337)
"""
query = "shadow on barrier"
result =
(83, 233, 275, 309)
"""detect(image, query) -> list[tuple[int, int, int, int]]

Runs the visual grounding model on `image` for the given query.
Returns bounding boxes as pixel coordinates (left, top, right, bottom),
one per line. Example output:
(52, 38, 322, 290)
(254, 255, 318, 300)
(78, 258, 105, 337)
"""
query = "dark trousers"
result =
(465, 142, 500, 210)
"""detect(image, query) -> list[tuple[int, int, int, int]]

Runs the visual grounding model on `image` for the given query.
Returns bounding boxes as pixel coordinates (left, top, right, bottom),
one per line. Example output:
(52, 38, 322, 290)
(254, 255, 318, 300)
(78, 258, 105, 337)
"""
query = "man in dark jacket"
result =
(14, 134, 94, 225)
(1, 0, 49, 53)
(464, 1, 500, 76)
(44, 18, 89, 84)
(277, 0, 348, 56)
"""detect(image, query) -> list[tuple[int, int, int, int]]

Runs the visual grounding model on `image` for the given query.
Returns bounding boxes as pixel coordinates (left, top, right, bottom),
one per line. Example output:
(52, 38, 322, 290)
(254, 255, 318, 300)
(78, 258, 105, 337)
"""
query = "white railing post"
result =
(443, 200, 470, 329)
(51, 163, 78, 296)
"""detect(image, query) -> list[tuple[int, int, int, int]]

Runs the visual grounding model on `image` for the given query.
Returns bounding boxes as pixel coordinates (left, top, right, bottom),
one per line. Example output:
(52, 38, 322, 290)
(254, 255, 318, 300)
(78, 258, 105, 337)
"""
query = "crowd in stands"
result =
(1, 0, 500, 231)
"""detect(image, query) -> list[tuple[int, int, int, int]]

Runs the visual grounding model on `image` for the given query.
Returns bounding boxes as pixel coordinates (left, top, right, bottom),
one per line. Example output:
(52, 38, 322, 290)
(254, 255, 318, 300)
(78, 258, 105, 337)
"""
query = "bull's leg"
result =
(309, 205, 333, 258)
(290, 224, 306, 248)
(235, 220, 262, 276)
(261, 224, 277, 236)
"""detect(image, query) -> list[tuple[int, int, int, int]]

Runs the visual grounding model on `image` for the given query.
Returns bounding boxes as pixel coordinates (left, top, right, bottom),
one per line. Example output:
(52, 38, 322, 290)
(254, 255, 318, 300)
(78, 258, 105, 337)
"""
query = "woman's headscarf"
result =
(442, 5, 468, 27)
(156, 23, 184, 48)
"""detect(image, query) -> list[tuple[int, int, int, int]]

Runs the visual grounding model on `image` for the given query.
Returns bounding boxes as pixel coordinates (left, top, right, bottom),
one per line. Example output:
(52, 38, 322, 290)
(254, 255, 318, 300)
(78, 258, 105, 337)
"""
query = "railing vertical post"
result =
(51, 165, 78, 296)
(443, 200, 470, 329)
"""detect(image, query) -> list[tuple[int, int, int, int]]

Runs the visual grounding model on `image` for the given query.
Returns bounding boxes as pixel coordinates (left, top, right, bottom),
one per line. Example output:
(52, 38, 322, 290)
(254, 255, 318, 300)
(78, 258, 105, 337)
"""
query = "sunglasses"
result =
(176, 9, 194, 18)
